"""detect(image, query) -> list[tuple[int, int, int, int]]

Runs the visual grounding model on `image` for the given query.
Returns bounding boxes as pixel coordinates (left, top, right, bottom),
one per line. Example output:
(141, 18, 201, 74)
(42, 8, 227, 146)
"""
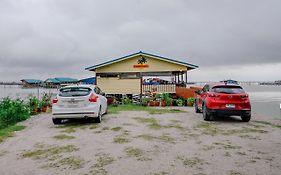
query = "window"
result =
(59, 87, 91, 97)
(211, 86, 245, 94)
(120, 73, 140, 79)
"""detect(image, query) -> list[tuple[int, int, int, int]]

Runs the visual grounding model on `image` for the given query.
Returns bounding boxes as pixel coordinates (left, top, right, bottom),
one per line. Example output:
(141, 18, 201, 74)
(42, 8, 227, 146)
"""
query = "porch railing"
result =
(142, 84, 176, 93)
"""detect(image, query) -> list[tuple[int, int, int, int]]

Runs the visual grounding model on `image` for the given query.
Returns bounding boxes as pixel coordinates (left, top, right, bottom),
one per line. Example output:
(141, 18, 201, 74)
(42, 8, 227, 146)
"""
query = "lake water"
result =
(0, 84, 280, 118)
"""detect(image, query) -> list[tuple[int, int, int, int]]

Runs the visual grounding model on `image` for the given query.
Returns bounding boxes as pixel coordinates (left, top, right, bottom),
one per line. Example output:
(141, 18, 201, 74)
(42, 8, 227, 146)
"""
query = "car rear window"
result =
(59, 87, 91, 97)
(211, 86, 245, 94)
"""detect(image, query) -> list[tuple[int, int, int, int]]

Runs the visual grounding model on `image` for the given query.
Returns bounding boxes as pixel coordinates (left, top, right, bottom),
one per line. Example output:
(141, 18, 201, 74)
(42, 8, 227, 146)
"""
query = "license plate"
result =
(226, 104, 235, 109)
(67, 104, 79, 108)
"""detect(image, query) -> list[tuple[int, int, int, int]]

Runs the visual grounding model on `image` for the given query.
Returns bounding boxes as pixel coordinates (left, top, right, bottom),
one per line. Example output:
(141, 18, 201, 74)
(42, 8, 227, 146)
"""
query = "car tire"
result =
(241, 114, 251, 122)
(195, 100, 201, 113)
(95, 107, 102, 123)
(202, 104, 212, 121)
(52, 118, 62, 125)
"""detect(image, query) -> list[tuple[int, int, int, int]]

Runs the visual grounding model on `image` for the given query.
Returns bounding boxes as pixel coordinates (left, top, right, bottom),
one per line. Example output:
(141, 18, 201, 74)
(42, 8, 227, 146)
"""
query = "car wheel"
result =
(52, 118, 62, 125)
(202, 104, 212, 121)
(241, 114, 251, 122)
(195, 100, 200, 113)
(95, 107, 102, 123)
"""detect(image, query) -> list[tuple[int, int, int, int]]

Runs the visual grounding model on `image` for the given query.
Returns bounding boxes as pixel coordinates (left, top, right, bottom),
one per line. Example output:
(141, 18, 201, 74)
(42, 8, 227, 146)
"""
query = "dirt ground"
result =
(0, 107, 281, 175)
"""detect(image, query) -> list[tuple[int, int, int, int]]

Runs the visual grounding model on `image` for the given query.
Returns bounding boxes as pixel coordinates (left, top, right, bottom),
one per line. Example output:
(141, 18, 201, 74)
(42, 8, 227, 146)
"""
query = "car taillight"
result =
(240, 94, 249, 100)
(89, 94, 98, 102)
(208, 93, 220, 98)
(52, 98, 58, 104)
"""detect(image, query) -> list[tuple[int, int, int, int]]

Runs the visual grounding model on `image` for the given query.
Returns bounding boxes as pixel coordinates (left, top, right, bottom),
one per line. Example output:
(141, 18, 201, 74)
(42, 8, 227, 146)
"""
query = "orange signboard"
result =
(133, 64, 149, 68)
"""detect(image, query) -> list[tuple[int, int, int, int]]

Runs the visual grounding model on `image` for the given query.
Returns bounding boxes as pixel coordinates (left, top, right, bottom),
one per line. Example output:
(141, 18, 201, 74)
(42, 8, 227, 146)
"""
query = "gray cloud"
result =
(0, 0, 281, 81)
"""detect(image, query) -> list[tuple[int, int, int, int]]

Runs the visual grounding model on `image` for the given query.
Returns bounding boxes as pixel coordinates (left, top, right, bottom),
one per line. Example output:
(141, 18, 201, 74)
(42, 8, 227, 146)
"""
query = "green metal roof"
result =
(21, 79, 43, 84)
(45, 78, 60, 83)
(54, 77, 78, 83)
(85, 51, 199, 71)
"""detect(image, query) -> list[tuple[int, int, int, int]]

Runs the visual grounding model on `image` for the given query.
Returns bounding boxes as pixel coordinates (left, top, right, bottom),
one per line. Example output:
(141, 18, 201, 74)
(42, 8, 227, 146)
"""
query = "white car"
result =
(52, 85, 108, 124)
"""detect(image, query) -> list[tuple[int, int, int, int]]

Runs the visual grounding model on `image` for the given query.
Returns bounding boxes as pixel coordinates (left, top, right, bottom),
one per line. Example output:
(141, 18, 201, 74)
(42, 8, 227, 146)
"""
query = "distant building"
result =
(20, 79, 43, 88)
(44, 77, 79, 88)
(79, 77, 96, 84)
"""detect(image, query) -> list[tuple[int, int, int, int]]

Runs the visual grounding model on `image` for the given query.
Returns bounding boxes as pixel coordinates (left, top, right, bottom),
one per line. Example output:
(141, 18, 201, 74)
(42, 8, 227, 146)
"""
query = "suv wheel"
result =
(195, 100, 201, 113)
(241, 114, 251, 122)
(52, 118, 62, 125)
(203, 104, 212, 121)
(96, 107, 102, 123)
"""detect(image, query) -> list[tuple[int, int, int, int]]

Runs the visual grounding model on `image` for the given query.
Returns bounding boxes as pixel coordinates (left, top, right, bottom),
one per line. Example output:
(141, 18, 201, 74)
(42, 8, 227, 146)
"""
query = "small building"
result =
(85, 51, 198, 95)
(79, 77, 96, 84)
(20, 79, 43, 88)
(44, 77, 79, 88)
(220, 79, 238, 84)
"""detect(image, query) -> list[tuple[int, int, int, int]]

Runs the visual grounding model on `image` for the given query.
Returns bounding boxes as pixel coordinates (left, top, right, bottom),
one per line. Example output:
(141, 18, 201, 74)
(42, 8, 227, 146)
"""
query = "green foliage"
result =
(27, 95, 40, 113)
(155, 93, 163, 100)
(176, 99, 184, 106)
(187, 97, 195, 106)
(141, 97, 150, 106)
(0, 97, 30, 129)
(163, 93, 173, 106)
(121, 97, 132, 105)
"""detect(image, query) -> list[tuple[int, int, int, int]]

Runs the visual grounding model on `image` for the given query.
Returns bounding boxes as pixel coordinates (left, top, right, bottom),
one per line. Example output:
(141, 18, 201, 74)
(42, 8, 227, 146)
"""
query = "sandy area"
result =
(0, 107, 281, 175)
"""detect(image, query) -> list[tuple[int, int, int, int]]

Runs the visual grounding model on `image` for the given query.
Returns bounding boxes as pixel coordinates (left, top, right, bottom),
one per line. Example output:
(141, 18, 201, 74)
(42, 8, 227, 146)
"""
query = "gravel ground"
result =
(0, 107, 281, 175)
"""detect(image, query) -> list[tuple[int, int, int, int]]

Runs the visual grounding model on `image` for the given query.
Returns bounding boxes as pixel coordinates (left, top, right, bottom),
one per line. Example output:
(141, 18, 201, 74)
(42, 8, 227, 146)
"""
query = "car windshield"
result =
(211, 86, 245, 94)
(59, 87, 91, 97)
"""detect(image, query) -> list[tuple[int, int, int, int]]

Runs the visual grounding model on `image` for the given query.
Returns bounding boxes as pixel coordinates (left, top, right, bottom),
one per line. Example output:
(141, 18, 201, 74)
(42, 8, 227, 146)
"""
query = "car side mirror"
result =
(100, 92, 105, 96)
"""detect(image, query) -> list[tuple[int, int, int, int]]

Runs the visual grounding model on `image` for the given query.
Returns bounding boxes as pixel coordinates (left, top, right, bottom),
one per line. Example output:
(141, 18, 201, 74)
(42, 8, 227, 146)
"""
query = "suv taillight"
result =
(52, 98, 58, 104)
(208, 93, 220, 98)
(240, 94, 249, 100)
(89, 93, 98, 102)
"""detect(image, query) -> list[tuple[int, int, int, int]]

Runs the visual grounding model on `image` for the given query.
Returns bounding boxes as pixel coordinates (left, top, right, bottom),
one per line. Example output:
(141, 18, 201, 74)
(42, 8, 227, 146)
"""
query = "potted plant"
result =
(165, 97, 173, 106)
(141, 97, 150, 106)
(176, 99, 184, 106)
(28, 96, 39, 115)
(187, 97, 195, 106)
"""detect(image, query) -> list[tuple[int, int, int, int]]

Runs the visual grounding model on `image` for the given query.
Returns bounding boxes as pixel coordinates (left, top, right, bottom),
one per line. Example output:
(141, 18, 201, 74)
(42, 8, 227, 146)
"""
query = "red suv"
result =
(195, 83, 251, 122)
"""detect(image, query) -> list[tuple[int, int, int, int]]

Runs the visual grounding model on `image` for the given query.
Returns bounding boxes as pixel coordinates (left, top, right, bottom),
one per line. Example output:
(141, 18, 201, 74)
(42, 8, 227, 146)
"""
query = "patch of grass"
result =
(90, 153, 115, 175)
(137, 133, 176, 143)
(164, 123, 184, 130)
(150, 171, 169, 175)
(253, 120, 281, 129)
(213, 142, 241, 150)
(133, 117, 163, 130)
(60, 127, 76, 133)
(236, 152, 246, 156)
(89, 124, 100, 130)
(113, 131, 130, 144)
(108, 104, 185, 114)
(125, 147, 150, 161)
(195, 122, 222, 136)
(42, 156, 84, 170)
(176, 155, 204, 168)
(229, 170, 244, 175)
(224, 127, 268, 135)
(158, 134, 176, 143)
(0, 150, 8, 157)
(111, 127, 122, 131)
(0, 125, 26, 143)
(53, 134, 75, 140)
(201, 145, 216, 151)
(102, 127, 110, 130)
(224, 152, 231, 157)
(137, 134, 155, 141)
(21, 144, 79, 160)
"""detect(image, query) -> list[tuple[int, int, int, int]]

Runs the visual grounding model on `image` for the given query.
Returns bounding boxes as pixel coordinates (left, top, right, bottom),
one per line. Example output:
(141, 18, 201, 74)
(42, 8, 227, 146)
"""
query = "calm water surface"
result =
(0, 84, 280, 118)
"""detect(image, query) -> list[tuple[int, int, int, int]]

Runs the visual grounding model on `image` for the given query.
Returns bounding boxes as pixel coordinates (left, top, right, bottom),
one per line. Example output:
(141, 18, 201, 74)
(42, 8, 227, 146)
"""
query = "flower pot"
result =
(42, 106, 47, 112)
(160, 100, 166, 107)
(154, 101, 160, 106)
(148, 101, 155, 106)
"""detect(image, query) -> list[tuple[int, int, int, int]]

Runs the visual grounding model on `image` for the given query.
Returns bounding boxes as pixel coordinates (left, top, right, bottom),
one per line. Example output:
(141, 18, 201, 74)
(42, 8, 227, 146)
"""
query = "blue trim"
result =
(85, 51, 198, 70)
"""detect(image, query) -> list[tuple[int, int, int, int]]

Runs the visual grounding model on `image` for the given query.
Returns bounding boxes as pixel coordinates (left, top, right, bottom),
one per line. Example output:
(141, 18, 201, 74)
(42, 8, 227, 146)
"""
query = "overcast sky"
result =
(0, 0, 280, 82)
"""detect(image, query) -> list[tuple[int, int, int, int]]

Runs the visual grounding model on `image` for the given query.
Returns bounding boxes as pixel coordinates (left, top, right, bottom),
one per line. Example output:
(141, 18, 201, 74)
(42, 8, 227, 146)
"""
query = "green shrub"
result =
(122, 97, 132, 105)
(176, 99, 184, 106)
(0, 97, 30, 129)
(27, 96, 40, 114)
(187, 97, 195, 106)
